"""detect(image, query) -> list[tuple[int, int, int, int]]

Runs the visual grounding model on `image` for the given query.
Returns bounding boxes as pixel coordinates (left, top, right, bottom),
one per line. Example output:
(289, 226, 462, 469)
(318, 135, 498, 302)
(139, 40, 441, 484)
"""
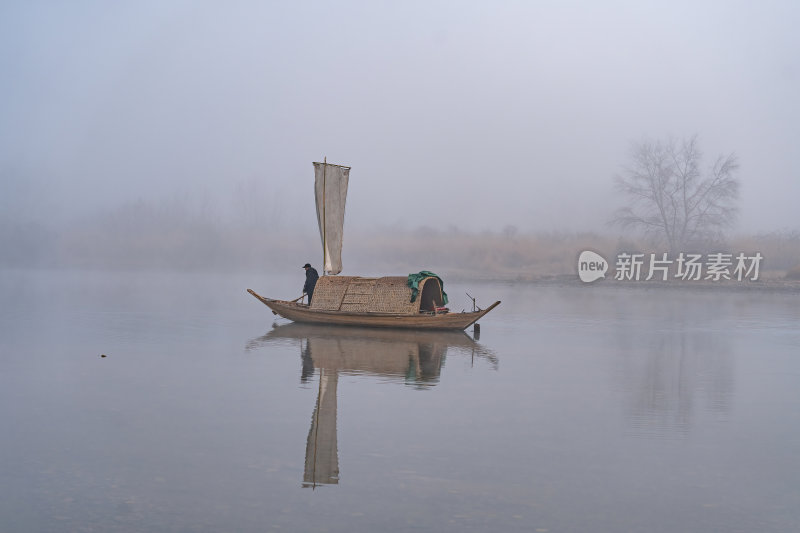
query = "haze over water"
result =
(1, 270, 798, 532)
(2, 2, 800, 531)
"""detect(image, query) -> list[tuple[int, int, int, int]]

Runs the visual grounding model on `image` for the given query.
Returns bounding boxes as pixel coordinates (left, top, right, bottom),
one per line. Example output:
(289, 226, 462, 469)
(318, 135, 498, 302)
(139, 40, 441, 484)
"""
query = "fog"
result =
(4, 7, 800, 528)
(2, 1, 799, 269)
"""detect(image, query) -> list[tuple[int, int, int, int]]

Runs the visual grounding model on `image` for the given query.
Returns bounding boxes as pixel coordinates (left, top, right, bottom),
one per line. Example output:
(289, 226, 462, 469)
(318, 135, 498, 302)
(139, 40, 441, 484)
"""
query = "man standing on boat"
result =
(302, 263, 319, 305)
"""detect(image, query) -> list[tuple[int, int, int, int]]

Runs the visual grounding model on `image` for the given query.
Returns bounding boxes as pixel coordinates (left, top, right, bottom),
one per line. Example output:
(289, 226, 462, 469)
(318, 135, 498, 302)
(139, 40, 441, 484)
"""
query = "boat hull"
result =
(247, 289, 499, 330)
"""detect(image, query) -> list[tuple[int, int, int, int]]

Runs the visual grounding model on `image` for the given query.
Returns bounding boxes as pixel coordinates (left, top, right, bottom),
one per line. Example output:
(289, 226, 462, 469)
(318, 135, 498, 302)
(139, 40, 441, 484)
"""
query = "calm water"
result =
(1, 269, 799, 533)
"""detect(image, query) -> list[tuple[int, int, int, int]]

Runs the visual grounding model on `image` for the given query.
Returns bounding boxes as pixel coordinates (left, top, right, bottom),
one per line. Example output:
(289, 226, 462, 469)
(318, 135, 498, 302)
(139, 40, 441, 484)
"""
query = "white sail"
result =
(313, 161, 350, 275)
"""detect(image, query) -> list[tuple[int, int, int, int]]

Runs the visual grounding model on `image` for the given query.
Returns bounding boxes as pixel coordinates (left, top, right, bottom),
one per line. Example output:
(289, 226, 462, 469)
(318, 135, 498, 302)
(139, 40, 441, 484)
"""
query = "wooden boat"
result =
(247, 275, 500, 330)
(248, 160, 500, 330)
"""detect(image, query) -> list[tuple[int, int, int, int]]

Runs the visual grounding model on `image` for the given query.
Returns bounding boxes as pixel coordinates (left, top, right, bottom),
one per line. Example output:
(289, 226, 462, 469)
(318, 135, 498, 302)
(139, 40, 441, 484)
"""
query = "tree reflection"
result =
(612, 314, 734, 438)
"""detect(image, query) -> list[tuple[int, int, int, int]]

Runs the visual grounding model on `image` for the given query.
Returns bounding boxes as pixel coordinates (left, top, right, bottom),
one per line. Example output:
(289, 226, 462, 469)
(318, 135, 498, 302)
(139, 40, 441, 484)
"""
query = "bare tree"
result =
(611, 135, 739, 252)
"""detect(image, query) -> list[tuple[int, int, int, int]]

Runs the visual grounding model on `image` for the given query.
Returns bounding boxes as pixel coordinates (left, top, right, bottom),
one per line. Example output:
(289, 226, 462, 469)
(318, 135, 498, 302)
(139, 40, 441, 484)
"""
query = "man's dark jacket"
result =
(303, 267, 319, 296)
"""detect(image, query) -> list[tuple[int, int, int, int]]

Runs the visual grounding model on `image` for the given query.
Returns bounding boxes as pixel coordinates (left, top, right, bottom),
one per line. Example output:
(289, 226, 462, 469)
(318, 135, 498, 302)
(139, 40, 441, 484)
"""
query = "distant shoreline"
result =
(447, 272, 800, 293)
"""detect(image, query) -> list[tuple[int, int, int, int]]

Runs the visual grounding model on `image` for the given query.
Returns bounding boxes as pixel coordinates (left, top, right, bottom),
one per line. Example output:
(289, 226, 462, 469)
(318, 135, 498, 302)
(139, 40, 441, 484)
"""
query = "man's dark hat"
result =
(302, 263, 311, 268)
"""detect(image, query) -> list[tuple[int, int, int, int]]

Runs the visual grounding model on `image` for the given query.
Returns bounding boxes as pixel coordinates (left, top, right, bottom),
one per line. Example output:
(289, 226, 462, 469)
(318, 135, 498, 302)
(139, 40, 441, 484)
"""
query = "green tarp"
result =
(407, 271, 449, 305)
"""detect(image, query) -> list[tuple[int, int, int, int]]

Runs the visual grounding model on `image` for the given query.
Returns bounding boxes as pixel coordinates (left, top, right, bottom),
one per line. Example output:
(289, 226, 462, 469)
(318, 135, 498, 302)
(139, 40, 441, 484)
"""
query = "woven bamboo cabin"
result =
(311, 276, 443, 314)
(248, 274, 499, 330)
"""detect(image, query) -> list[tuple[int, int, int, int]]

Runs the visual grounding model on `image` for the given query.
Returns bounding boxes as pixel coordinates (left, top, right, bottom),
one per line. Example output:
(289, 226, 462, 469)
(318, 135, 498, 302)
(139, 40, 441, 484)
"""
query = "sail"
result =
(313, 162, 350, 275)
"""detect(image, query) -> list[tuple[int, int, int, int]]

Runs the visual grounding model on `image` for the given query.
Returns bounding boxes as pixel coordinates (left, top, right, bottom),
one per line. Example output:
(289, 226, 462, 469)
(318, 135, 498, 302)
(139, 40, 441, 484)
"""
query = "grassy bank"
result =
(346, 229, 800, 282)
(3, 213, 799, 283)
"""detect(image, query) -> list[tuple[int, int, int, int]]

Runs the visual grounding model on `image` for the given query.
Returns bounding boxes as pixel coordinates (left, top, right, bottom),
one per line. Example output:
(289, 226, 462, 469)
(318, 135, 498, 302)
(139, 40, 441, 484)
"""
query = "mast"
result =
(322, 156, 327, 276)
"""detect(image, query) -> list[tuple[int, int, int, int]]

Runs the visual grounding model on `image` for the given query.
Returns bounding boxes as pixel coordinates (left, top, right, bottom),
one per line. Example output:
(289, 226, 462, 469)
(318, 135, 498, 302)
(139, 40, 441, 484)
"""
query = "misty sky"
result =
(2, 0, 798, 235)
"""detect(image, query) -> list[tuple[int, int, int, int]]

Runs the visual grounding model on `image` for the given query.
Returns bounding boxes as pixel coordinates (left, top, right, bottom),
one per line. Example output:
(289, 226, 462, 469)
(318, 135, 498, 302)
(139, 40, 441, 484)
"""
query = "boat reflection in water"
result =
(247, 323, 497, 488)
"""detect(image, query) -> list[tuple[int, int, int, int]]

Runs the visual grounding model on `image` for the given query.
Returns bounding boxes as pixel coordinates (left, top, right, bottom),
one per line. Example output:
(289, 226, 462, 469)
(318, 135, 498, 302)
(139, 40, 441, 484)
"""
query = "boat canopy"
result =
(310, 276, 445, 315)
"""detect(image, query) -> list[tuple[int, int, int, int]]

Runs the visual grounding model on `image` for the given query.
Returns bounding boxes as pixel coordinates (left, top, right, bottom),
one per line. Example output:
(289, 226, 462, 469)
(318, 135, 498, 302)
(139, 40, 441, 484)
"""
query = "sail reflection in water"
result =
(247, 323, 497, 488)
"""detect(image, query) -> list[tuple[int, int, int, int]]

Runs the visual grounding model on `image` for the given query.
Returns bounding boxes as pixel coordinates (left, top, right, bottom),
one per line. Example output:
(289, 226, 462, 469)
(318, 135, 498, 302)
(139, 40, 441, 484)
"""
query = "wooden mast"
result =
(322, 156, 327, 276)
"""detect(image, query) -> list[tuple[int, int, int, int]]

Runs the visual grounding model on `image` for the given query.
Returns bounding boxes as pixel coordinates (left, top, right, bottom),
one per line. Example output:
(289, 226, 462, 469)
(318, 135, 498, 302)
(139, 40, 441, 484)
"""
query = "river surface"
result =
(1, 269, 798, 533)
